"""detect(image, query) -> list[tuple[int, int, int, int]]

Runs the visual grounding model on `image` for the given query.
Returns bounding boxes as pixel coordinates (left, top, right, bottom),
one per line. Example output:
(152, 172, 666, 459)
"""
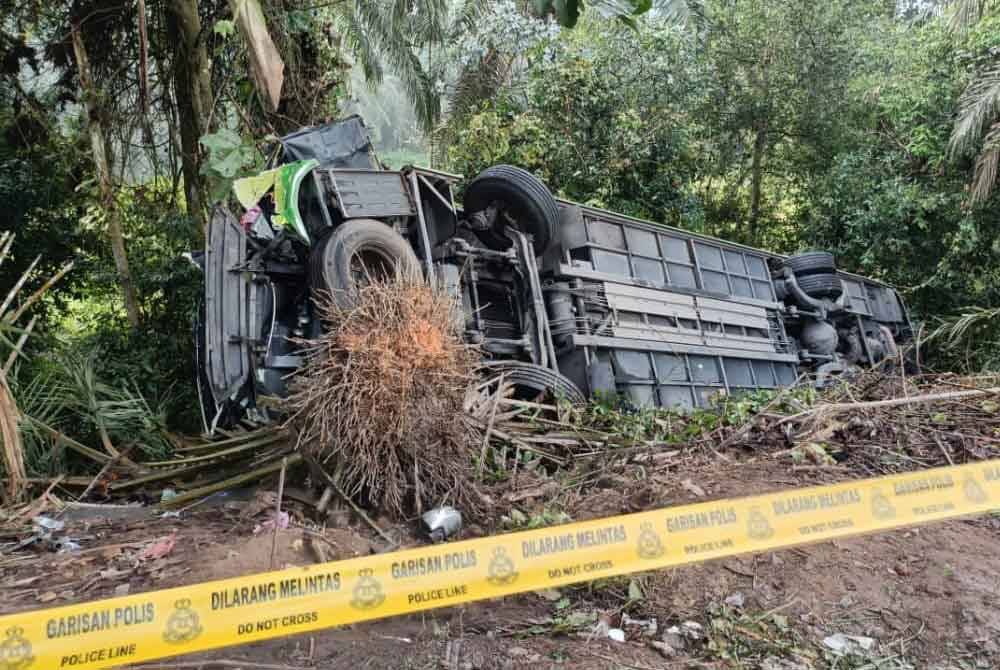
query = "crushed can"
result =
(422, 506, 462, 543)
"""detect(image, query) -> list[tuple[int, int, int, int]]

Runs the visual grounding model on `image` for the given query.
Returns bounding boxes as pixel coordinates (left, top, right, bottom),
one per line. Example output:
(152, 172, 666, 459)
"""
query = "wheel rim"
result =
(348, 246, 397, 286)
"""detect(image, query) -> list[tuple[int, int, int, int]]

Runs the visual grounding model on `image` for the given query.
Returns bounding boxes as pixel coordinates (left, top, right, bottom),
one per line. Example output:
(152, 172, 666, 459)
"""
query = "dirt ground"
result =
(3, 449, 999, 670)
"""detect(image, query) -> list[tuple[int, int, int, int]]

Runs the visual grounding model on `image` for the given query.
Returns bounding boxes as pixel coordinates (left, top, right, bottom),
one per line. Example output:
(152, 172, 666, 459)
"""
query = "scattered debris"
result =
(650, 639, 678, 658)
(822, 632, 876, 656)
(724, 591, 746, 608)
(622, 613, 658, 638)
(253, 511, 289, 535)
(760, 657, 811, 670)
(421, 506, 462, 543)
(533, 588, 562, 602)
(139, 533, 177, 561)
(32, 515, 64, 532)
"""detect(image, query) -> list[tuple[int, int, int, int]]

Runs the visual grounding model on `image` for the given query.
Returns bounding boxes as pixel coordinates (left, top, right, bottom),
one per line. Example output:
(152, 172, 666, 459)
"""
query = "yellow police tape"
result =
(3, 460, 999, 669)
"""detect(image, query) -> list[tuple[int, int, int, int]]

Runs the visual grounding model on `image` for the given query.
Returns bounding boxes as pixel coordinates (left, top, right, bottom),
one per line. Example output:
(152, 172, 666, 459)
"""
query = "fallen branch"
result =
(777, 387, 1000, 425)
(716, 373, 807, 450)
(26, 416, 112, 464)
(159, 453, 300, 508)
(0, 255, 39, 318)
(173, 430, 286, 453)
(78, 444, 139, 502)
(477, 372, 504, 480)
(269, 457, 287, 569)
(303, 454, 395, 546)
(487, 427, 566, 465)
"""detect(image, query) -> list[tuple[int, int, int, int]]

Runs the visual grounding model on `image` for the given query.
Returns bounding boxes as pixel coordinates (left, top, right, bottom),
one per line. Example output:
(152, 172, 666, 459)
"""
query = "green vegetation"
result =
(573, 386, 816, 445)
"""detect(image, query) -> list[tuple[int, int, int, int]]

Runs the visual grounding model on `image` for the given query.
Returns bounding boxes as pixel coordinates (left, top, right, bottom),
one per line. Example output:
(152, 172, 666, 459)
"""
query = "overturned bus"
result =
(197, 116, 913, 424)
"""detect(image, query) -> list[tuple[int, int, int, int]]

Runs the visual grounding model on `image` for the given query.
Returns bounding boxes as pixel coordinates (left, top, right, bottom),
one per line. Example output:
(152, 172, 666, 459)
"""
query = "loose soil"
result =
(3, 450, 999, 669)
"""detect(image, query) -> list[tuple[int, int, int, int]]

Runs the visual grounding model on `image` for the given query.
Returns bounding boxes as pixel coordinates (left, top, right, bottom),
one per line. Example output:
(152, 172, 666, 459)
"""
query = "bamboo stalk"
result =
(159, 453, 301, 508)
(27, 416, 111, 464)
(172, 431, 286, 453)
(143, 438, 283, 467)
(112, 446, 291, 491)
(0, 255, 40, 319)
(3, 315, 36, 373)
(0, 232, 14, 268)
(3, 261, 73, 325)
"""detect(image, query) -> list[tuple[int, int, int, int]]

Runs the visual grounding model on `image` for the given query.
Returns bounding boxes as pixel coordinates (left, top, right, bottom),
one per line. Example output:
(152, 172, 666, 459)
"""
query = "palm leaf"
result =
(930, 305, 1000, 347)
(340, 9, 384, 85)
(450, 50, 512, 119)
(451, 0, 492, 35)
(342, 0, 444, 131)
(949, 64, 1000, 159)
(971, 121, 1000, 201)
(948, 0, 998, 32)
(652, 0, 702, 23)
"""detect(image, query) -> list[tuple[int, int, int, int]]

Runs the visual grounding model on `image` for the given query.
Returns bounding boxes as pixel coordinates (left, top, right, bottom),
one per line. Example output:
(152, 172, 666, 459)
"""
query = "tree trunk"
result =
(71, 24, 141, 328)
(166, 0, 213, 235)
(748, 46, 772, 243)
(749, 121, 768, 240)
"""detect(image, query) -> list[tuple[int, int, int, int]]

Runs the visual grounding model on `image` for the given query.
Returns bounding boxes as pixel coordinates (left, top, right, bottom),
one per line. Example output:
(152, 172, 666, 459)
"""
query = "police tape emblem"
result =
(163, 599, 203, 644)
(0, 627, 33, 670)
(963, 475, 988, 504)
(746, 507, 774, 541)
(636, 522, 664, 559)
(486, 547, 519, 586)
(870, 489, 895, 520)
(350, 569, 386, 610)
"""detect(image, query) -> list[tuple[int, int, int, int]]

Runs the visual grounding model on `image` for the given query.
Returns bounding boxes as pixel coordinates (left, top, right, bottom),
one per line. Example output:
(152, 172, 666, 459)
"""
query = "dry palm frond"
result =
(286, 277, 482, 519)
(0, 232, 71, 501)
(0, 231, 26, 501)
(0, 372, 24, 503)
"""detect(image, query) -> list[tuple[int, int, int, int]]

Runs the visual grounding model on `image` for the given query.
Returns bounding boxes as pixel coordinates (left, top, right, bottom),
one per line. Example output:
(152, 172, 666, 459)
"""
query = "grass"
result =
(566, 385, 818, 447)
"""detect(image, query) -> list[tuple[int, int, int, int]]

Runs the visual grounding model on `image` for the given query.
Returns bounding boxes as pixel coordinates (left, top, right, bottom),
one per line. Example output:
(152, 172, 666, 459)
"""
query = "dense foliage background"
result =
(1, 0, 999, 472)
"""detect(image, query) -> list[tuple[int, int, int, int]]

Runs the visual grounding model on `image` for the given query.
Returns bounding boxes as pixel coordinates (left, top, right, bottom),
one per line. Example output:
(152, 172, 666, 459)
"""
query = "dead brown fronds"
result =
(0, 231, 72, 503)
(0, 372, 24, 503)
(286, 277, 482, 519)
